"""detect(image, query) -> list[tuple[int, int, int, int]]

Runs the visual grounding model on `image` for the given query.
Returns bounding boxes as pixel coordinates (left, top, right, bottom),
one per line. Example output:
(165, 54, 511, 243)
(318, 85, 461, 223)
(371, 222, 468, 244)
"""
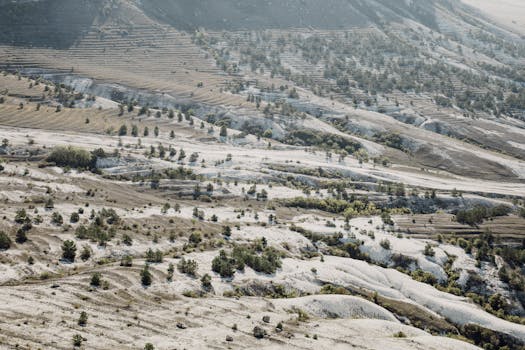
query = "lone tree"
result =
(118, 124, 128, 136)
(424, 243, 435, 257)
(51, 212, 63, 226)
(131, 125, 139, 137)
(141, 264, 152, 286)
(45, 197, 54, 209)
(61, 240, 77, 262)
(253, 326, 266, 339)
(78, 311, 88, 326)
(220, 125, 228, 137)
(15, 228, 27, 244)
(90, 272, 101, 287)
(201, 274, 212, 291)
(70, 212, 80, 223)
(222, 226, 232, 238)
(0, 231, 11, 250)
(80, 246, 91, 261)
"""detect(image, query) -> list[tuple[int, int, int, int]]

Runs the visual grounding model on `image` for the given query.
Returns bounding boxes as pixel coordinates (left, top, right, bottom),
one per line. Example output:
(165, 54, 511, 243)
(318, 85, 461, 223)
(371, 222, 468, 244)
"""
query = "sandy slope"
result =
(1, 126, 524, 198)
(276, 256, 525, 342)
(273, 294, 398, 321)
(0, 269, 483, 350)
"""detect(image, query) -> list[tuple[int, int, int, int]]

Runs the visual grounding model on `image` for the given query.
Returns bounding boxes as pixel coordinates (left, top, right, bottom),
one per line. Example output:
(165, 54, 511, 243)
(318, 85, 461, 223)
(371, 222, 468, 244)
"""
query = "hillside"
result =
(0, 1, 525, 350)
(0, 0, 444, 37)
(1, 0, 524, 181)
(0, 0, 105, 49)
(139, 0, 443, 30)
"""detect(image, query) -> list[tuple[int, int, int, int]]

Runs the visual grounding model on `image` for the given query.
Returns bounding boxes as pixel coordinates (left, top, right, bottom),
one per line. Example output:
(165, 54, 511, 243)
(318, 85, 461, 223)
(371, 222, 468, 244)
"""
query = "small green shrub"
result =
(78, 311, 88, 326)
(141, 264, 153, 286)
(0, 231, 11, 250)
(178, 258, 198, 276)
(61, 240, 77, 262)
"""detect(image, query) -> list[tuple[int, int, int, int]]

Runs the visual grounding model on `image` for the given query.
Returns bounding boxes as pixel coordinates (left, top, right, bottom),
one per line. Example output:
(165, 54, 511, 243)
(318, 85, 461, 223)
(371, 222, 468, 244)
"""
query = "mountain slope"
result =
(0, 0, 105, 49)
(1, 0, 524, 182)
(139, 0, 443, 31)
(0, 0, 450, 48)
(1, 1, 525, 350)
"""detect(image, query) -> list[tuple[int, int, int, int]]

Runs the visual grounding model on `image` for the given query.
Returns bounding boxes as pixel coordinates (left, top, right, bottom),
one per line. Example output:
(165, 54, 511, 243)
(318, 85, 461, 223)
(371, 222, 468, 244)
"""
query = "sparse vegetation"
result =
(0, 4, 524, 350)
(212, 241, 282, 278)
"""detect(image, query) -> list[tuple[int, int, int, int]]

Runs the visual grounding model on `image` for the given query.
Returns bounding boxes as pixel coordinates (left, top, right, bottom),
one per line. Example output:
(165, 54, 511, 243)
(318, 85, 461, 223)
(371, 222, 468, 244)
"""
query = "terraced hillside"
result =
(0, 0, 104, 49)
(0, 0, 250, 108)
(1, 0, 524, 182)
(1, 68, 525, 350)
(0, 1, 525, 350)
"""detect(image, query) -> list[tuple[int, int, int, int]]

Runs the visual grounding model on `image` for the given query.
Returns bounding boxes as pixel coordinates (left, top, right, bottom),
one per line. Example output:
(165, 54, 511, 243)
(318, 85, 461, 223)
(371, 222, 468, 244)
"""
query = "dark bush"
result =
(212, 250, 236, 278)
(141, 264, 153, 286)
(0, 231, 11, 250)
(253, 326, 266, 339)
(61, 240, 77, 262)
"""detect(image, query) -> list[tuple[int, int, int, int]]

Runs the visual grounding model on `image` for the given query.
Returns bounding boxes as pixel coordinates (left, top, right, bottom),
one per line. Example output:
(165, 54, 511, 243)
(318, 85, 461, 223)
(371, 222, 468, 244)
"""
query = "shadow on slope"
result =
(0, 0, 105, 49)
(139, 0, 442, 31)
